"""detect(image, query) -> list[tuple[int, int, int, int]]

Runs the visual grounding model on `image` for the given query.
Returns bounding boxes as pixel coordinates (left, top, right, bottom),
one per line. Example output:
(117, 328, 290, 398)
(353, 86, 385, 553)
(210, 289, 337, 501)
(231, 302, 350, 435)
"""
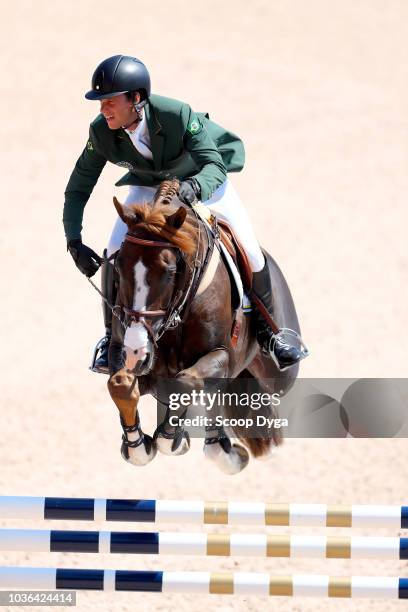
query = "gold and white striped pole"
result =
(0, 529, 407, 560)
(0, 567, 407, 598)
(0, 497, 407, 529)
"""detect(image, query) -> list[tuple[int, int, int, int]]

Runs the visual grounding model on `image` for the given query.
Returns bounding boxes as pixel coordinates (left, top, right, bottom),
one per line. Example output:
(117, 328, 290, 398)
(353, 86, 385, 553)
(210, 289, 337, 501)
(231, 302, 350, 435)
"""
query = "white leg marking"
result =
(124, 429, 153, 466)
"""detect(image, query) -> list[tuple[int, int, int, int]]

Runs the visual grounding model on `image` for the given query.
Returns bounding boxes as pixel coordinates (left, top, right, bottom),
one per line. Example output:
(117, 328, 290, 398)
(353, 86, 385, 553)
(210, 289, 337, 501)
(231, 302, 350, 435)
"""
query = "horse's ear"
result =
(113, 196, 133, 225)
(165, 206, 187, 229)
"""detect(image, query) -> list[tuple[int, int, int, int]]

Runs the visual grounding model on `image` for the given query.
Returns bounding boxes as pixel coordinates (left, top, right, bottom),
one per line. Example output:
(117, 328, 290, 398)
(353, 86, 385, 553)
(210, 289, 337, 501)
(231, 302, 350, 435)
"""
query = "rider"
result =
(63, 55, 303, 373)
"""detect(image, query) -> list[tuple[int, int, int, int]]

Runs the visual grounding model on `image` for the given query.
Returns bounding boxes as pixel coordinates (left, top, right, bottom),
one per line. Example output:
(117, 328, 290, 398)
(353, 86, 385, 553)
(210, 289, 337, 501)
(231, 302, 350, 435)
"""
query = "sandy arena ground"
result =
(1, 1, 407, 610)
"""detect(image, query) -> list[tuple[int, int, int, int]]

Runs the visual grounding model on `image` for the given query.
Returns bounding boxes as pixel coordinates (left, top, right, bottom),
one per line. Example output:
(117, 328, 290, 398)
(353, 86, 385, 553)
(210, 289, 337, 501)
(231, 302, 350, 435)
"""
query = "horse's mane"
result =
(125, 202, 198, 255)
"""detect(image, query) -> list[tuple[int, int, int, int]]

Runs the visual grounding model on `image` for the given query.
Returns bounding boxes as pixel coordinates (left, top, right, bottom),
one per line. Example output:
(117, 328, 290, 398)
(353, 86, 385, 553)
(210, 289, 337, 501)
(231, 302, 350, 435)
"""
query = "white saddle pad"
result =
(192, 202, 251, 312)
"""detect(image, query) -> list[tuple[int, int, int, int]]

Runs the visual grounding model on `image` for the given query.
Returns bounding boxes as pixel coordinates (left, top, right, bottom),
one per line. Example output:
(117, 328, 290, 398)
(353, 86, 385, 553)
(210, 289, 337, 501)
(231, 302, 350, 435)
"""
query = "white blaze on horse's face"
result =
(123, 260, 149, 367)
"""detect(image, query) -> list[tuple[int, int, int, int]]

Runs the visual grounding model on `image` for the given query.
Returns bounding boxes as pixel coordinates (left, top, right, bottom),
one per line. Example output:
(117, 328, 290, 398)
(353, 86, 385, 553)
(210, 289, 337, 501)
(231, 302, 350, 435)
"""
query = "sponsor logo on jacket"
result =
(116, 161, 135, 171)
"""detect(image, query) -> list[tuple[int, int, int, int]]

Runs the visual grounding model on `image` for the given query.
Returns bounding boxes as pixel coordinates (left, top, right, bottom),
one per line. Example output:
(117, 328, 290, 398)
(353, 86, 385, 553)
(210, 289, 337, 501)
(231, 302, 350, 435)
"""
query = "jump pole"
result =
(0, 529, 408, 559)
(0, 567, 407, 598)
(0, 497, 407, 528)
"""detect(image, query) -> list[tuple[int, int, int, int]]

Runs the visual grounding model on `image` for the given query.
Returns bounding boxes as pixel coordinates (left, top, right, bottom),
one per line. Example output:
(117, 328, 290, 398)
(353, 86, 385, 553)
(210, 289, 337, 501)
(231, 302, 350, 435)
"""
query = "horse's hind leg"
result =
(204, 423, 249, 475)
(108, 368, 157, 466)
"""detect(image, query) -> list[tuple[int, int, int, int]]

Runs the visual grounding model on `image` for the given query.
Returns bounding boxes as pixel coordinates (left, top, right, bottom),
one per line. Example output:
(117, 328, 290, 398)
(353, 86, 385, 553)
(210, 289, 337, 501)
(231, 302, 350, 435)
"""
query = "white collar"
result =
(124, 108, 146, 136)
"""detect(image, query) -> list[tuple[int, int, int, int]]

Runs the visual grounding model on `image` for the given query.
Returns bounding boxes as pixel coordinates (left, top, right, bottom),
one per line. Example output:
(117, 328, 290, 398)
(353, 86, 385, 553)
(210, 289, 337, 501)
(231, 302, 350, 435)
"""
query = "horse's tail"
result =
(222, 373, 283, 458)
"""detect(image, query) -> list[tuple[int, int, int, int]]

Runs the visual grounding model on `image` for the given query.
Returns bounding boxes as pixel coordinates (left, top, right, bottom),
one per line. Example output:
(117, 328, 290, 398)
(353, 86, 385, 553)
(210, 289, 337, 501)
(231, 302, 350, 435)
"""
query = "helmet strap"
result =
(133, 99, 146, 121)
(122, 97, 146, 130)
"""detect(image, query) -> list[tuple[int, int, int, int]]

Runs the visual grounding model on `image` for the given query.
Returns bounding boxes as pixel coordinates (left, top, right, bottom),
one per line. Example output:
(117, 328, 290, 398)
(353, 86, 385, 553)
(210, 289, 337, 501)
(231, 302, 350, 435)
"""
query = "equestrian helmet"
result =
(85, 55, 151, 100)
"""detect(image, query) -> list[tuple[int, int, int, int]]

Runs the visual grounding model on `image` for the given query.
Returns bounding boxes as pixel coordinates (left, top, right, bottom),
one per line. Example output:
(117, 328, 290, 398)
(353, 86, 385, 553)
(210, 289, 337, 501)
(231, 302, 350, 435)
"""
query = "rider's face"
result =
(100, 94, 136, 129)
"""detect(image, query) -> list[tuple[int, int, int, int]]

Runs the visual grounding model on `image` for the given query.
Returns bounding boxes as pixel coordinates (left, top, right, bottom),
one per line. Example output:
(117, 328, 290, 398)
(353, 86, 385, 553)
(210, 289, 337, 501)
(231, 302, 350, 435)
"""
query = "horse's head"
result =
(113, 194, 197, 375)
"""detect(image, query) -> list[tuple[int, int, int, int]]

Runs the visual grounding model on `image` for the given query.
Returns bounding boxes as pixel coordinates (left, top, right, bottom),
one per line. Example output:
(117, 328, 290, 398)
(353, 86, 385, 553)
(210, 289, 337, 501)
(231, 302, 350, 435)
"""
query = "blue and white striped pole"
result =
(0, 529, 408, 559)
(0, 567, 407, 598)
(0, 497, 407, 528)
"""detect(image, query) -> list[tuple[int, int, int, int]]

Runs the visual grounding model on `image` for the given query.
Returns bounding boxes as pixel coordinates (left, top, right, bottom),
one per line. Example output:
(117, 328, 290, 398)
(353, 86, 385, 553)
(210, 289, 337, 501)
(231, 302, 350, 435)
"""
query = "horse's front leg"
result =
(175, 347, 250, 474)
(107, 368, 157, 466)
(154, 347, 230, 457)
(153, 401, 192, 457)
(154, 347, 248, 472)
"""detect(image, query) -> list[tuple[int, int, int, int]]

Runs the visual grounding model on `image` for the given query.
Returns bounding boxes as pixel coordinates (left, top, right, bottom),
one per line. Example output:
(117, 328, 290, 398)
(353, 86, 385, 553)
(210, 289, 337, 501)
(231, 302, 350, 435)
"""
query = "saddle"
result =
(216, 219, 253, 293)
(192, 202, 253, 295)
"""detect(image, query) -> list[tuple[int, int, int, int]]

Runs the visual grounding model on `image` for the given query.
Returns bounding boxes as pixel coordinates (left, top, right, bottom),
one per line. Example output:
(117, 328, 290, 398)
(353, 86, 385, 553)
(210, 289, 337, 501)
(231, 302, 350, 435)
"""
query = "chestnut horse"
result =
(107, 181, 301, 474)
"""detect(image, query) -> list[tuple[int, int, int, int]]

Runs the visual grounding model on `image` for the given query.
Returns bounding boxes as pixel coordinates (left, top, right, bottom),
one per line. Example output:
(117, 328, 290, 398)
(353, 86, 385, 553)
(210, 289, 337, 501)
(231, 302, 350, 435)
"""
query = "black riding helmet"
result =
(85, 55, 151, 101)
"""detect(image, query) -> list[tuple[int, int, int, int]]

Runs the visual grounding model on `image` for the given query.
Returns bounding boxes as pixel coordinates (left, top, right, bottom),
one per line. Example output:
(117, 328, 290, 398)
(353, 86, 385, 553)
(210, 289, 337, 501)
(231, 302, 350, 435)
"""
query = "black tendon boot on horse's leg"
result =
(251, 259, 302, 371)
(90, 250, 117, 374)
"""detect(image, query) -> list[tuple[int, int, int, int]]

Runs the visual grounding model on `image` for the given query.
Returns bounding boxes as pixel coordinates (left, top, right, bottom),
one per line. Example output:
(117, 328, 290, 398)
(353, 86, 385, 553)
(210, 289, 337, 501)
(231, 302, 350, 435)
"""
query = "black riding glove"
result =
(67, 238, 102, 277)
(178, 178, 201, 205)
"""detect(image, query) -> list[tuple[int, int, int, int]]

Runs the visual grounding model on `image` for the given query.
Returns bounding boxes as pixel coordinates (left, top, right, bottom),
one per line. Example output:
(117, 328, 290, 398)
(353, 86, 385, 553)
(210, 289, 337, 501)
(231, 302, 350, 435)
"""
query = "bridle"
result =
(87, 207, 213, 351)
(119, 232, 188, 346)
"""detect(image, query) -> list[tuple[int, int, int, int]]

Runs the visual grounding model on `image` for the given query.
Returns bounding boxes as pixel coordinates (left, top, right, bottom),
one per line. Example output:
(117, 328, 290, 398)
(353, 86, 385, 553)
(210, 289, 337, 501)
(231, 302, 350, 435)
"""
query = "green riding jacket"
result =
(63, 93, 245, 240)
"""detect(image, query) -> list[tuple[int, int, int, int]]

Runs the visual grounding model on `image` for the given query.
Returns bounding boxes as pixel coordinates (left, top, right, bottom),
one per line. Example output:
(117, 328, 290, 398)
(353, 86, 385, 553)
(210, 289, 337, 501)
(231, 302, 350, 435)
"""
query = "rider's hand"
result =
(178, 178, 201, 205)
(67, 238, 102, 277)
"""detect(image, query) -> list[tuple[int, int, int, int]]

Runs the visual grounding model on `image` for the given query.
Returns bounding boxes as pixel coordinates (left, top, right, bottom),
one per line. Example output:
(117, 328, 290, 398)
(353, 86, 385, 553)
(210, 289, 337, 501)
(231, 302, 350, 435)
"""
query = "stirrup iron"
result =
(268, 327, 310, 372)
(89, 336, 110, 374)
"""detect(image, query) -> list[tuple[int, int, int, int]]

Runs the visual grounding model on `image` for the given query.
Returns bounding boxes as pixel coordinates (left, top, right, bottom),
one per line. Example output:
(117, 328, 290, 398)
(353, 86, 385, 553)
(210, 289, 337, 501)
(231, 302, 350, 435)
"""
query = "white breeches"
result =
(107, 178, 265, 272)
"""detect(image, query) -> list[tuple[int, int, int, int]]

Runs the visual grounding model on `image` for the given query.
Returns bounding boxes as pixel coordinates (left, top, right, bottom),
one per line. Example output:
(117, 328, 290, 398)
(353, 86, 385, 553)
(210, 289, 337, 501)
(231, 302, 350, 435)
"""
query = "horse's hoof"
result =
(120, 434, 157, 466)
(155, 429, 191, 456)
(204, 441, 249, 475)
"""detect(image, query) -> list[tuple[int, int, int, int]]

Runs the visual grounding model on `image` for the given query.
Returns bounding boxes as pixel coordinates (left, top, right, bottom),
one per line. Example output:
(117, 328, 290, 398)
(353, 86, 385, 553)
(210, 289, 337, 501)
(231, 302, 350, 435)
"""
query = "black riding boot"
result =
(251, 259, 302, 370)
(90, 251, 117, 374)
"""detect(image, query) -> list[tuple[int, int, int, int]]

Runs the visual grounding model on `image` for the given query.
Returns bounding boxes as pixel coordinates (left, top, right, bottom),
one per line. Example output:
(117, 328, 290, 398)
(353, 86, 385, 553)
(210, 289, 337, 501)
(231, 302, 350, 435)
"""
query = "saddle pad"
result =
(192, 202, 252, 312)
(219, 242, 253, 312)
